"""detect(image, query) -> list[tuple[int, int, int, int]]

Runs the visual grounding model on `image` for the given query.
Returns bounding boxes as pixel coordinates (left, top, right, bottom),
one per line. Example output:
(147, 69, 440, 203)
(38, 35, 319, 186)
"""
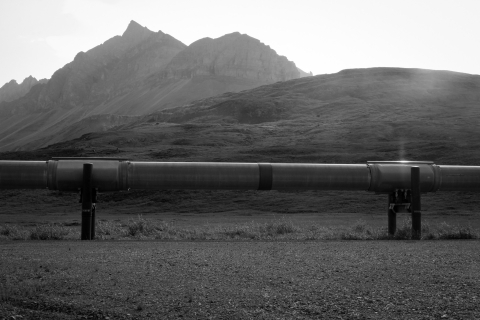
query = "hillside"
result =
(0, 21, 301, 151)
(11, 67, 479, 166)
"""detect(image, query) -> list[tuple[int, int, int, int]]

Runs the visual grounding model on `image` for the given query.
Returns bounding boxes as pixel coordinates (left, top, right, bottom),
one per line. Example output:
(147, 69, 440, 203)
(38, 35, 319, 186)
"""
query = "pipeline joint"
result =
(258, 163, 272, 190)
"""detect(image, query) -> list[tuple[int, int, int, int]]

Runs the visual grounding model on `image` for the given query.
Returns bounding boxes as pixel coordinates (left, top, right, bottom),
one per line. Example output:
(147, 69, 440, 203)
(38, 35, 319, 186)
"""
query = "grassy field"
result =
(1, 187, 479, 242)
(1, 187, 480, 240)
(1, 213, 478, 242)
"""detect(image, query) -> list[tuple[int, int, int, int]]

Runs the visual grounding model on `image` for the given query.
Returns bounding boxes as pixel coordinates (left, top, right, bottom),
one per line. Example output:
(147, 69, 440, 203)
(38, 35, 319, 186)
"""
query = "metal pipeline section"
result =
(435, 166, 480, 192)
(0, 161, 48, 189)
(1, 160, 480, 192)
(127, 162, 371, 191)
(367, 161, 439, 193)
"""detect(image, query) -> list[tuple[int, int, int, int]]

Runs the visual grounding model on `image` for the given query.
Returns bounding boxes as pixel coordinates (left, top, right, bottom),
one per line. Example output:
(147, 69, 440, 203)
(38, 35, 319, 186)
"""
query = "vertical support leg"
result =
(91, 189, 97, 240)
(91, 204, 96, 240)
(388, 192, 396, 236)
(81, 163, 93, 240)
(411, 166, 421, 239)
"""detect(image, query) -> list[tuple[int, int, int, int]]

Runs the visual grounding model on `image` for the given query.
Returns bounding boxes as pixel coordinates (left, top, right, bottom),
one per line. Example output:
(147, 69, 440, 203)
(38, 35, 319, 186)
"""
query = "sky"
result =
(0, 0, 479, 86)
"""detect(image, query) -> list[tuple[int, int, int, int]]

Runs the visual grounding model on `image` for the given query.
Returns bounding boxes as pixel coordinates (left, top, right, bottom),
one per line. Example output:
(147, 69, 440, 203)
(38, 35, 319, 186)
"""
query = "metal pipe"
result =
(270, 163, 370, 190)
(367, 161, 437, 193)
(50, 160, 127, 192)
(436, 166, 480, 192)
(127, 162, 260, 190)
(0, 161, 47, 189)
(2, 160, 480, 192)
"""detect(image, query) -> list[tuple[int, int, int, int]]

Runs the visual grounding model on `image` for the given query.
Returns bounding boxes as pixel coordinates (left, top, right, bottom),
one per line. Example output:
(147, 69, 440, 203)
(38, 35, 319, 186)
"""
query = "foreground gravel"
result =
(1, 240, 479, 319)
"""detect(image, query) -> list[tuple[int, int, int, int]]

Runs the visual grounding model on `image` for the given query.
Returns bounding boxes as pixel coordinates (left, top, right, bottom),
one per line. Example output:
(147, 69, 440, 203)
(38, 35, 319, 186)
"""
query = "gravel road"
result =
(1, 240, 479, 319)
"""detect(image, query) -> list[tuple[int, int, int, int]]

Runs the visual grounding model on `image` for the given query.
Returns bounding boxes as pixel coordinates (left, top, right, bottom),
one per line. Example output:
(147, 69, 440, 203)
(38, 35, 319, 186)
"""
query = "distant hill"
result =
(8, 67, 480, 166)
(0, 20, 302, 151)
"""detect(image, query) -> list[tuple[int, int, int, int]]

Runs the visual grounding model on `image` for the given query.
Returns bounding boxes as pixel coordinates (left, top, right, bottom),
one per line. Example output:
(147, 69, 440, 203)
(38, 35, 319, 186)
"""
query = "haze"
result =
(1, 0, 479, 86)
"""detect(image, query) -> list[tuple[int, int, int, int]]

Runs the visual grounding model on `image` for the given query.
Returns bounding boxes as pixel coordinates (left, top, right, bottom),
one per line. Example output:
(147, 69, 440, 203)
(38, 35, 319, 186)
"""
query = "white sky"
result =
(0, 0, 479, 86)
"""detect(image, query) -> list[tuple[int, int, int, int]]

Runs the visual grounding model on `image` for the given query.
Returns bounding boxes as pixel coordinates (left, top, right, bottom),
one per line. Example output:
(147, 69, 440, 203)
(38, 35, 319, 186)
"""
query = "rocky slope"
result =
(0, 21, 302, 151)
(0, 76, 47, 103)
(157, 32, 299, 81)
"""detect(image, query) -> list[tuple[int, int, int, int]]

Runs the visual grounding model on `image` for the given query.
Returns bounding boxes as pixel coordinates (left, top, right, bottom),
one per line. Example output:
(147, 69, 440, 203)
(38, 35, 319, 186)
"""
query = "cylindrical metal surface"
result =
(258, 163, 273, 190)
(52, 160, 125, 192)
(411, 166, 421, 239)
(127, 162, 372, 191)
(271, 164, 370, 190)
(2, 160, 480, 192)
(81, 163, 93, 241)
(0, 161, 47, 189)
(388, 192, 396, 236)
(127, 162, 260, 190)
(368, 161, 436, 193)
(437, 166, 480, 191)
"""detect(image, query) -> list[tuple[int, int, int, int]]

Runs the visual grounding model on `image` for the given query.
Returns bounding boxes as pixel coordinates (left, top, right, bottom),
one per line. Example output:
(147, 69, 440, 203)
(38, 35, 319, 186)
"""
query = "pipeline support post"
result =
(388, 192, 396, 236)
(91, 189, 97, 240)
(81, 163, 93, 240)
(411, 166, 421, 239)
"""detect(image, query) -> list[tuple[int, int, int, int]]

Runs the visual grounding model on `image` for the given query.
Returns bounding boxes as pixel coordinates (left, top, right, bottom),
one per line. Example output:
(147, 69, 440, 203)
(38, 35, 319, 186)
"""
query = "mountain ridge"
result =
(157, 32, 299, 81)
(0, 76, 47, 103)
(0, 20, 303, 151)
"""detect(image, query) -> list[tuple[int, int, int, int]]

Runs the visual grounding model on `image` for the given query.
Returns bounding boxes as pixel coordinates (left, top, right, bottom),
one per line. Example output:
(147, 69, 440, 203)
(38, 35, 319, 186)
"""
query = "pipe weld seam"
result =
(258, 163, 272, 190)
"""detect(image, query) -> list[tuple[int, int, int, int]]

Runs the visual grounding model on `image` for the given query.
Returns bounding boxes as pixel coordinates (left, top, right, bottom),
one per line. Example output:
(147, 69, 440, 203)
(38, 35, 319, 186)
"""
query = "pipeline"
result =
(1, 159, 480, 193)
(2, 158, 479, 240)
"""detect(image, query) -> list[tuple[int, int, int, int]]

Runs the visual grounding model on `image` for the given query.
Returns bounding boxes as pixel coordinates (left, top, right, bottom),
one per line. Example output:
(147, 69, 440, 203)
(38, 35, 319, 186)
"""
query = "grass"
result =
(29, 224, 71, 240)
(0, 216, 477, 241)
(339, 218, 478, 240)
(0, 223, 72, 240)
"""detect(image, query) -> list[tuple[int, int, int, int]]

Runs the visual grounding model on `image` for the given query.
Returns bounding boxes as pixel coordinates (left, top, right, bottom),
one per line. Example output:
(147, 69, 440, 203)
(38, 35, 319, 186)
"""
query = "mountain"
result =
(13, 20, 187, 113)
(0, 76, 47, 103)
(0, 21, 302, 151)
(7, 67, 480, 166)
(158, 32, 299, 81)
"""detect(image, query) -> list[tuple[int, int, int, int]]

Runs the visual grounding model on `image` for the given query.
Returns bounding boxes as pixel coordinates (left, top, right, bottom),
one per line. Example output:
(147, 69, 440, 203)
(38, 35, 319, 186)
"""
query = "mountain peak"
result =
(126, 20, 142, 29)
(224, 32, 242, 37)
(21, 76, 37, 86)
(163, 32, 299, 82)
(122, 20, 153, 40)
(0, 77, 43, 103)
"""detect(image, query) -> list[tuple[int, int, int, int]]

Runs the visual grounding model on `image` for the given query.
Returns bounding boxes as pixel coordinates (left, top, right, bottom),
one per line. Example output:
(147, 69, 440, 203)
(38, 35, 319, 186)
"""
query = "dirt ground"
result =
(1, 241, 479, 320)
